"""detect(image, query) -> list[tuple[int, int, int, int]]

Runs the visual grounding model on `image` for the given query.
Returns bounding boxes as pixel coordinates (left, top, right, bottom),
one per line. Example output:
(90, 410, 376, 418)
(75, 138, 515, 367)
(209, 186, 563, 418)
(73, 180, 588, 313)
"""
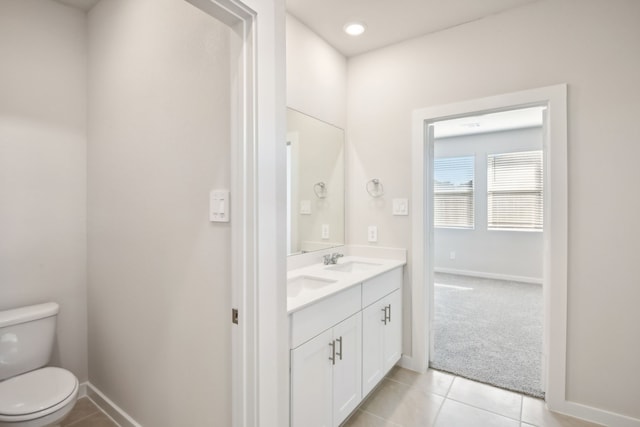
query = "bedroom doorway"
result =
(429, 108, 545, 396)
(410, 84, 569, 409)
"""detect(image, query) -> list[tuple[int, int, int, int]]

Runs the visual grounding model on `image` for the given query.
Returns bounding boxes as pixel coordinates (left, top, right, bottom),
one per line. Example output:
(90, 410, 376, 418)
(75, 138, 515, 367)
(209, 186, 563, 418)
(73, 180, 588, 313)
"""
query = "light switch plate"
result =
(321, 224, 329, 239)
(393, 198, 409, 216)
(300, 200, 311, 215)
(210, 190, 230, 222)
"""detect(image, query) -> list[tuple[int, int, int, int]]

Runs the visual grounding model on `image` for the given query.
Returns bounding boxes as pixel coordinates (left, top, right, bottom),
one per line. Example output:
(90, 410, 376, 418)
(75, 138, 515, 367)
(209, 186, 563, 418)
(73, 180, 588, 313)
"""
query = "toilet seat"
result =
(0, 367, 78, 423)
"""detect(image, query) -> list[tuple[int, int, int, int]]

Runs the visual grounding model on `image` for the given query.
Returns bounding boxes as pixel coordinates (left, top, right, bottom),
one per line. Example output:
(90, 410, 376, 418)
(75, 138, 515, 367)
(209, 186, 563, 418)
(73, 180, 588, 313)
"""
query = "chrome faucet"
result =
(323, 252, 344, 265)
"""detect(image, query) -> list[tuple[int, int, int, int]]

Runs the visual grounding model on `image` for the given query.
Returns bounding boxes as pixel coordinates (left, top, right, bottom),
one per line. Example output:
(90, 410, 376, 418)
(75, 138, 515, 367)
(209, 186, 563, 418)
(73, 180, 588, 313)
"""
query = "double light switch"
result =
(210, 190, 229, 222)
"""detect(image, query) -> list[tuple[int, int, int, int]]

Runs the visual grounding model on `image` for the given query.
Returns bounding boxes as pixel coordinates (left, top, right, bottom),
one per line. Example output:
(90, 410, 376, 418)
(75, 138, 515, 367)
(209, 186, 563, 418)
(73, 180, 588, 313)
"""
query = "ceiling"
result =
(286, 0, 539, 57)
(54, 0, 100, 11)
(53, 0, 538, 57)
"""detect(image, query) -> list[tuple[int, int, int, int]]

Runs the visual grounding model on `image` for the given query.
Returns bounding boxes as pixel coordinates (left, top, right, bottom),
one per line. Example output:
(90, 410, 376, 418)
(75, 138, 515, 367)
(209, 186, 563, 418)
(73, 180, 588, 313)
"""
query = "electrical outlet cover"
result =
(368, 225, 378, 242)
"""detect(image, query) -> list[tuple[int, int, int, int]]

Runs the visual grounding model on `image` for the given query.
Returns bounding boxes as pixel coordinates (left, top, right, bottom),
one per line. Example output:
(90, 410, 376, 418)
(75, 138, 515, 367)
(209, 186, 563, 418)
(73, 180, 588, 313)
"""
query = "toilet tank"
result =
(0, 302, 59, 381)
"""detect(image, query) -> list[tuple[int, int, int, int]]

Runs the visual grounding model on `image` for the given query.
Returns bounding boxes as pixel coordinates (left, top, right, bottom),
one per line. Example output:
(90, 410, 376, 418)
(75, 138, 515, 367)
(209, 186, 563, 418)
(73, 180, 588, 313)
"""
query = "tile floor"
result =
(342, 367, 603, 427)
(61, 397, 118, 427)
(62, 370, 603, 427)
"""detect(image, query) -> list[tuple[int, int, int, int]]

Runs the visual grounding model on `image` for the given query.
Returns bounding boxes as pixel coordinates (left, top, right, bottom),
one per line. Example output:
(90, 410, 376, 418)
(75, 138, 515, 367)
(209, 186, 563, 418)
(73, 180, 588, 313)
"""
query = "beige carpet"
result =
(430, 273, 544, 398)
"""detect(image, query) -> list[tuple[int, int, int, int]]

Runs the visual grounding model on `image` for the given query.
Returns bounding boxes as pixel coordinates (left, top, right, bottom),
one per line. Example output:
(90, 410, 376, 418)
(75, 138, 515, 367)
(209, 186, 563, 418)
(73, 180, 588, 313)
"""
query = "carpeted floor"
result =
(430, 273, 544, 398)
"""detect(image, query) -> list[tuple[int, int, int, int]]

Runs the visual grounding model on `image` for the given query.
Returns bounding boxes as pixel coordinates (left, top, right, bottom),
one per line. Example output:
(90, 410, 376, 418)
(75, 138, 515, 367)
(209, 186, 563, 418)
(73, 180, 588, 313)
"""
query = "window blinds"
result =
(487, 150, 543, 230)
(434, 156, 474, 228)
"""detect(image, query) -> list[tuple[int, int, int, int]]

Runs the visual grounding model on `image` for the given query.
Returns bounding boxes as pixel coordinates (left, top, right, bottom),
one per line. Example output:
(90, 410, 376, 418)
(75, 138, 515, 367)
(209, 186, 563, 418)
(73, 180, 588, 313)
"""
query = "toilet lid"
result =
(0, 367, 78, 416)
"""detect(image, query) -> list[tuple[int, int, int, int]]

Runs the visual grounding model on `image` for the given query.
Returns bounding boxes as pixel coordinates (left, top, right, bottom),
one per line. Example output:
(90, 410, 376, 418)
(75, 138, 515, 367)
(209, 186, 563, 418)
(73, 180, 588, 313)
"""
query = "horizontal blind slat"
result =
(434, 156, 474, 228)
(487, 150, 543, 230)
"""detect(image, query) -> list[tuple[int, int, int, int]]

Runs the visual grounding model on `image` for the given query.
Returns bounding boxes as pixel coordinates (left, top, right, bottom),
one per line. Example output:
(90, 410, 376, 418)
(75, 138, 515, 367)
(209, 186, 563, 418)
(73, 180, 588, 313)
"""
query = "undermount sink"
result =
(325, 261, 381, 273)
(287, 275, 337, 298)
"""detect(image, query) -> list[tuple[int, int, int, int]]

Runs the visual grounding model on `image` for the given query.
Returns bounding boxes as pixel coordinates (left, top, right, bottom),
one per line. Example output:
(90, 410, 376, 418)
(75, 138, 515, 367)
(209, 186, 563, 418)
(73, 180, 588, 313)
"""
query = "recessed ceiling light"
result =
(343, 22, 366, 36)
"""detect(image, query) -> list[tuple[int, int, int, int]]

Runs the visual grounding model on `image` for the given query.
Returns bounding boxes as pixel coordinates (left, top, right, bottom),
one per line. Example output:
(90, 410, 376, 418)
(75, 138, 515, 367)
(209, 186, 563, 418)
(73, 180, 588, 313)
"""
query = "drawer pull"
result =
(381, 307, 388, 325)
(386, 304, 392, 322)
(336, 336, 343, 360)
(329, 340, 336, 365)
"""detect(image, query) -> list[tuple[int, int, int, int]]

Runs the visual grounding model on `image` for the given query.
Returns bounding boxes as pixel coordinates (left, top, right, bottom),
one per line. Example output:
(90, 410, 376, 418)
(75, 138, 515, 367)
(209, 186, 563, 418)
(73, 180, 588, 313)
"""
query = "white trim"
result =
(77, 382, 88, 398)
(434, 267, 542, 285)
(185, 1, 287, 427)
(552, 401, 640, 427)
(412, 85, 569, 408)
(85, 382, 141, 427)
(398, 354, 423, 372)
(186, 2, 257, 426)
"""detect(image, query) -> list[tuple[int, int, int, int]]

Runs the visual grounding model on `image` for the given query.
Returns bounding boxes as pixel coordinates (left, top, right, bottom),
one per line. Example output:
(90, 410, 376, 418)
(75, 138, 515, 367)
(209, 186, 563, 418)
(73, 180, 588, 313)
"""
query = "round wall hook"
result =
(313, 182, 327, 198)
(366, 179, 384, 198)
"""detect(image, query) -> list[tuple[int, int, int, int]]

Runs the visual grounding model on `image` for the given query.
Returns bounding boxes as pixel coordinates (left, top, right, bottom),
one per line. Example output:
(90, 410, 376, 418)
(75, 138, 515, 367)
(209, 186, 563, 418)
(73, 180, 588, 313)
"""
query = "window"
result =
(434, 156, 474, 228)
(487, 150, 543, 230)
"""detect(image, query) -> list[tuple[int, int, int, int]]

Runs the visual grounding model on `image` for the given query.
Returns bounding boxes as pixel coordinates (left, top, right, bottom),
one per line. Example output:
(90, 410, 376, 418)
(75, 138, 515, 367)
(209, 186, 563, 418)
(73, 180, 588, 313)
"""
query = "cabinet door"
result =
(361, 300, 385, 398)
(332, 312, 362, 427)
(383, 289, 402, 373)
(291, 329, 333, 427)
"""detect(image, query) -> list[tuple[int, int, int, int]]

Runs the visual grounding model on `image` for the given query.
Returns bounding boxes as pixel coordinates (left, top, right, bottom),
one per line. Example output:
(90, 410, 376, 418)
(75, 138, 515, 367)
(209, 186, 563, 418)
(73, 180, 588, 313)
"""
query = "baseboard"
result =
(551, 400, 640, 427)
(398, 354, 425, 373)
(78, 382, 89, 398)
(85, 383, 142, 427)
(434, 267, 542, 284)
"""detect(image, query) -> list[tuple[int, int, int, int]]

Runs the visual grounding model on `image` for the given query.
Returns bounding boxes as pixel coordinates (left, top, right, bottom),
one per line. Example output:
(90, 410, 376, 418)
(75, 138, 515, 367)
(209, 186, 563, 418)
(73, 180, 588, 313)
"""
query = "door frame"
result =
(185, 1, 287, 426)
(409, 84, 568, 410)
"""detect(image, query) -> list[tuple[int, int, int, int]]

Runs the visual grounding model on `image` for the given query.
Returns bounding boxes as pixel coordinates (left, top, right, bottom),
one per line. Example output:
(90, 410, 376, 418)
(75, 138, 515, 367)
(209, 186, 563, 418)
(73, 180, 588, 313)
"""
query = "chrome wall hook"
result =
(313, 182, 327, 198)
(366, 179, 384, 198)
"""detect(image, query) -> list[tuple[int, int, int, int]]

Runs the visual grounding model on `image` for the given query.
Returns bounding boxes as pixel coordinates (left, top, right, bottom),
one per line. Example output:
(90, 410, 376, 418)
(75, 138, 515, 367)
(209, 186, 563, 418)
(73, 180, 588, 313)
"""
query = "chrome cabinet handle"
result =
(386, 304, 392, 322)
(329, 340, 336, 365)
(381, 307, 388, 325)
(336, 336, 343, 360)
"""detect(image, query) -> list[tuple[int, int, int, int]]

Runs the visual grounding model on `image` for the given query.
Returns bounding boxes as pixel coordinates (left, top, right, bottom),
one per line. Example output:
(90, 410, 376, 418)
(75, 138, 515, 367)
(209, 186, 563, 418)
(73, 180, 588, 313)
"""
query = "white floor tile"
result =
(435, 399, 520, 427)
(448, 376, 522, 420)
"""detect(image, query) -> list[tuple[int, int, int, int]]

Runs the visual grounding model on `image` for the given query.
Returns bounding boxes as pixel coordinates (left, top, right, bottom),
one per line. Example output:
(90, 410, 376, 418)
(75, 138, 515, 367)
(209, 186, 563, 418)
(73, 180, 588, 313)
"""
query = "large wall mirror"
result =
(287, 108, 345, 256)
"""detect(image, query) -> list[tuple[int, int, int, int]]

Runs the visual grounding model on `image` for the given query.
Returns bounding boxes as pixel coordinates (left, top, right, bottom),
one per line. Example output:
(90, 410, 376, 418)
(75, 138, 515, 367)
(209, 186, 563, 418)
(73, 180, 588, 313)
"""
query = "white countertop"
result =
(287, 256, 406, 314)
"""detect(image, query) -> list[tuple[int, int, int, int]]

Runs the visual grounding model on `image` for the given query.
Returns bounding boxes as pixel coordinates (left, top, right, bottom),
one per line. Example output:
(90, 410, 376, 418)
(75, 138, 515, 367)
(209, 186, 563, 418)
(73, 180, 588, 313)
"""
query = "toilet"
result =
(0, 303, 79, 427)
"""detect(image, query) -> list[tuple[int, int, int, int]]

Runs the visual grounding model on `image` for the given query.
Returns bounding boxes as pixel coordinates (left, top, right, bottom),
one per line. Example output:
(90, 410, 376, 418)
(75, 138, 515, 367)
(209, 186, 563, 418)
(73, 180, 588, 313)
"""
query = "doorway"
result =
(409, 85, 568, 409)
(428, 108, 545, 397)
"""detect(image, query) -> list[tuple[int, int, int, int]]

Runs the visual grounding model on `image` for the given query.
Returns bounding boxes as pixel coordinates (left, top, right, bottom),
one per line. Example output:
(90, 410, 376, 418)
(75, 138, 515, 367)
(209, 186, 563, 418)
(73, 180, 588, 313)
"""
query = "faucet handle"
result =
(323, 254, 332, 265)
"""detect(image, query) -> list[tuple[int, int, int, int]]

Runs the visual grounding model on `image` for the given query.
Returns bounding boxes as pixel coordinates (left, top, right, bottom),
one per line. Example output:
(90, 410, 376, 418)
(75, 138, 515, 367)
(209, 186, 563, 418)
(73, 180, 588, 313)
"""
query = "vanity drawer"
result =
(362, 267, 402, 307)
(290, 284, 361, 349)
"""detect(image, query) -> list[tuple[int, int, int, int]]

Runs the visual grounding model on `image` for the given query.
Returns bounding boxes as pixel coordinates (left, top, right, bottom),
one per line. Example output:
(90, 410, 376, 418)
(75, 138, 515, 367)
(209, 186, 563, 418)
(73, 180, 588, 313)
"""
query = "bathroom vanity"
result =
(287, 256, 405, 427)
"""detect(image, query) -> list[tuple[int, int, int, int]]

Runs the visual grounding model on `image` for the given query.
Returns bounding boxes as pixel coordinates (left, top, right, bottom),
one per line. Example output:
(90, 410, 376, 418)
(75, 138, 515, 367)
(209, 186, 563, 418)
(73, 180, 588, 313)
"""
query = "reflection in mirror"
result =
(287, 108, 345, 256)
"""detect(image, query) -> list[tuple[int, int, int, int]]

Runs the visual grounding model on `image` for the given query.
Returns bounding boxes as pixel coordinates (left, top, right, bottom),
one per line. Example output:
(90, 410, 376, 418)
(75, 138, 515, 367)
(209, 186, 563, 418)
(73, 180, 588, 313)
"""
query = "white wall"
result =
(87, 0, 232, 425)
(347, 0, 640, 419)
(0, 0, 88, 382)
(434, 128, 543, 282)
(286, 13, 347, 129)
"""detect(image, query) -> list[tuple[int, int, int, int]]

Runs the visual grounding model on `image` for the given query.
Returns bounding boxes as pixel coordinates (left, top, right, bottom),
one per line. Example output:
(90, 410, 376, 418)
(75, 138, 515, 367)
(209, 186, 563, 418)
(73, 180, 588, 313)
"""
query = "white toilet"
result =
(0, 303, 79, 427)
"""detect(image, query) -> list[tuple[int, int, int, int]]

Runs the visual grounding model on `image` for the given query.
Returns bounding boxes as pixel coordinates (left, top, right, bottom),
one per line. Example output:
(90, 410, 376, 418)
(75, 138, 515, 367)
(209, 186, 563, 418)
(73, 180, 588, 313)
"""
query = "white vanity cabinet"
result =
(291, 328, 333, 427)
(291, 312, 362, 427)
(290, 285, 362, 427)
(289, 264, 403, 427)
(362, 268, 403, 398)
